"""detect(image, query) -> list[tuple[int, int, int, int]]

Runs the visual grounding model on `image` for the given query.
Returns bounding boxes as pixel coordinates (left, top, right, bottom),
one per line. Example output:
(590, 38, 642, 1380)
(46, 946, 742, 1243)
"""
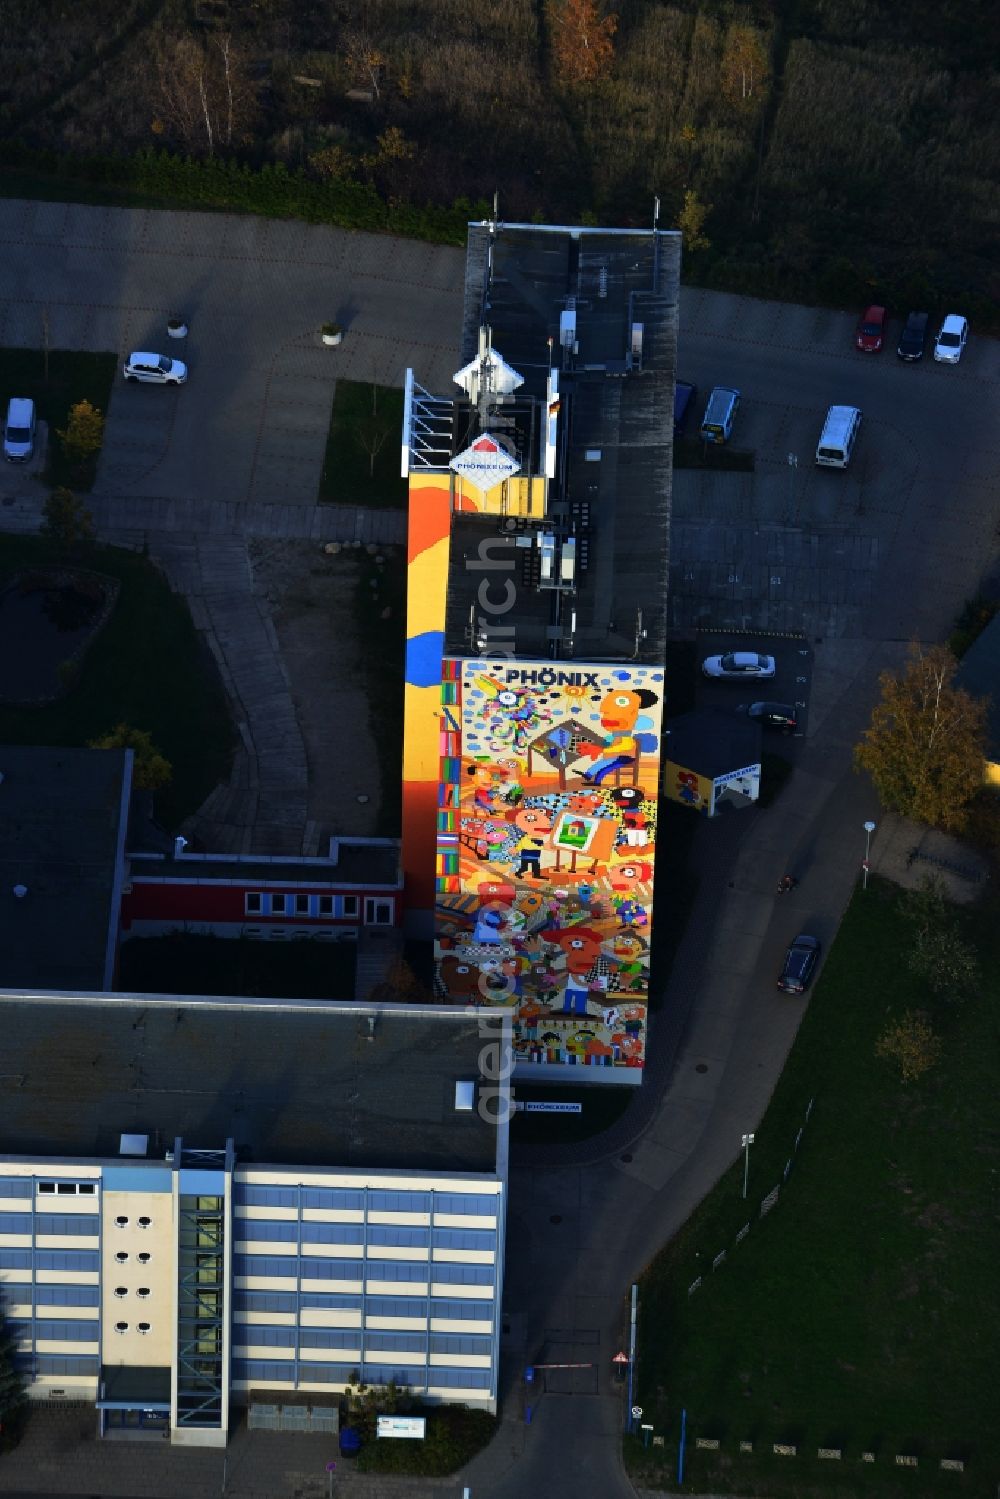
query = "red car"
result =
(855, 305, 886, 353)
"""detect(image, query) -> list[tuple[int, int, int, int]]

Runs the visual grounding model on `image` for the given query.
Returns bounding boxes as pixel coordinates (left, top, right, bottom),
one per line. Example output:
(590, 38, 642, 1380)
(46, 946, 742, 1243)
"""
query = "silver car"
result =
(702, 650, 776, 680)
(933, 314, 968, 364)
(123, 352, 188, 385)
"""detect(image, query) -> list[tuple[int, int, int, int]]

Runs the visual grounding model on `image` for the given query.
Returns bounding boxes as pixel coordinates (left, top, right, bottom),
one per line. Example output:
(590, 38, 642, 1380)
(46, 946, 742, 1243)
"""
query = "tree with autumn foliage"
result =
(720, 21, 770, 110)
(89, 724, 173, 791)
(853, 643, 986, 831)
(549, 0, 617, 86)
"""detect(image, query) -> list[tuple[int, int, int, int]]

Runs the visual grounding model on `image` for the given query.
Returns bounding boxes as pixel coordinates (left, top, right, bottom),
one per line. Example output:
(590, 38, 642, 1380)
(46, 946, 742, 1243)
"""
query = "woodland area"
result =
(1, 0, 998, 314)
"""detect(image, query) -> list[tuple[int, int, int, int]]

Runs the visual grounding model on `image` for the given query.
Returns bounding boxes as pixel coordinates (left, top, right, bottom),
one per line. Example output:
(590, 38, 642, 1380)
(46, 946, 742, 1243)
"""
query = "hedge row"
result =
(0, 141, 489, 245)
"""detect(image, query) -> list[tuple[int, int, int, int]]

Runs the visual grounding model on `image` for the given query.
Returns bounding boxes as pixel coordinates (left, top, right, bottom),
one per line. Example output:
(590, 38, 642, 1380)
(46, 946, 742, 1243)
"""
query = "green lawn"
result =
(0, 534, 234, 826)
(355, 1406, 497, 1475)
(318, 379, 407, 508)
(627, 879, 999, 1498)
(0, 347, 116, 489)
(119, 933, 357, 1001)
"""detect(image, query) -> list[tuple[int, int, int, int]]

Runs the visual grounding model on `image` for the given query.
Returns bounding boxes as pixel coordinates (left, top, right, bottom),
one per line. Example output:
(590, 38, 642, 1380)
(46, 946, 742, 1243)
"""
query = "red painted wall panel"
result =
(120, 880, 397, 930)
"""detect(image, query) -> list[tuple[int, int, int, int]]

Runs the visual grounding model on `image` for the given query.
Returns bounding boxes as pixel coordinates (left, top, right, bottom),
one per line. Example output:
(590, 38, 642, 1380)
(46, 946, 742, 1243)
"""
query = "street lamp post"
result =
(741, 1133, 755, 1199)
(863, 820, 876, 890)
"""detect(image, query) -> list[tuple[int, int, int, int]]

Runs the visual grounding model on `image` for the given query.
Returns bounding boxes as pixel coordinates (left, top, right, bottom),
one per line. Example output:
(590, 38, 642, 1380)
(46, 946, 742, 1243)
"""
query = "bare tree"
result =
(356, 413, 392, 478)
(343, 29, 386, 100)
(154, 32, 258, 156)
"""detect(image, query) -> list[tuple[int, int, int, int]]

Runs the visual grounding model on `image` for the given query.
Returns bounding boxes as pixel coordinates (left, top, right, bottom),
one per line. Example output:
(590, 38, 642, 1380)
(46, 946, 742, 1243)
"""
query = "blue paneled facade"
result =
(231, 1175, 503, 1405)
(0, 1173, 101, 1389)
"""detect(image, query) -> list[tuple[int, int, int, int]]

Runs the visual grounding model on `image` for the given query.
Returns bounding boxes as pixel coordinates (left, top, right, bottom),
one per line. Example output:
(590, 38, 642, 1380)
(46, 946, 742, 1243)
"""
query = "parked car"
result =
(738, 701, 798, 732)
(933, 314, 968, 364)
(896, 310, 929, 361)
(699, 385, 740, 444)
(123, 351, 188, 385)
(3, 397, 36, 463)
(674, 380, 698, 439)
(855, 305, 887, 353)
(778, 934, 821, 994)
(702, 651, 776, 680)
(815, 405, 862, 469)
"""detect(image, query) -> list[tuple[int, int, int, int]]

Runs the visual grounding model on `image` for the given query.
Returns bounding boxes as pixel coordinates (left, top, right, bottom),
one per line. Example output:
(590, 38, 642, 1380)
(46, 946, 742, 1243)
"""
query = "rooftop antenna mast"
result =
(652, 195, 661, 286)
(485, 189, 501, 319)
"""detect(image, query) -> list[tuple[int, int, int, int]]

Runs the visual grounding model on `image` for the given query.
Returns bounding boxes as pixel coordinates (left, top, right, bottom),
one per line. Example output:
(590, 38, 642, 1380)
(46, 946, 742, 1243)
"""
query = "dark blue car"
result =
(674, 381, 698, 439)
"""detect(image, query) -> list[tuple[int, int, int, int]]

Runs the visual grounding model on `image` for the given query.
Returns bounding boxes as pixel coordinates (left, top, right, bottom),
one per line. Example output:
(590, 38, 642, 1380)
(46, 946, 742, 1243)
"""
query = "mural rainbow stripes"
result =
(401, 474, 454, 923)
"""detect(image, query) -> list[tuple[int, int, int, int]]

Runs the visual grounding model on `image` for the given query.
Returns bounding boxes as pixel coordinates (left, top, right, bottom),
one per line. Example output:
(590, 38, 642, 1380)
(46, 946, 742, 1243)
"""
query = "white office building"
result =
(0, 990, 511, 1445)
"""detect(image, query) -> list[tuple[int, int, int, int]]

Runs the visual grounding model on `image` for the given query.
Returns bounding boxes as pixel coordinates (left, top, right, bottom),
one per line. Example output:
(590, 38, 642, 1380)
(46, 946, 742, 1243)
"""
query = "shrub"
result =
(875, 1009, 941, 1083)
(41, 486, 94, 546)
(88, 722, 172, 789)
(901, 875, 980, 1001)
(56, 398, 105, 464)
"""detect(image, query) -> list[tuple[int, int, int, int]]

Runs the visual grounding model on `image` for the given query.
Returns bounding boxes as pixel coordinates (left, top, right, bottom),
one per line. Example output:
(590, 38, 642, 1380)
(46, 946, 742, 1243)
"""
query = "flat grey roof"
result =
(0, 993, 505, 1176)
(129, 846, 401, 889)
(0, 745, 131, 993)
(445, 224, 679, 664)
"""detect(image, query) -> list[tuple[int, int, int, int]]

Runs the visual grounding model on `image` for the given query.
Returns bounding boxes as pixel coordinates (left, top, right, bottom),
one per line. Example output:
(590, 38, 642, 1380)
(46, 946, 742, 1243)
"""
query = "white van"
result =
(815, 405, 861, 468)
(3, 397, 36, 463)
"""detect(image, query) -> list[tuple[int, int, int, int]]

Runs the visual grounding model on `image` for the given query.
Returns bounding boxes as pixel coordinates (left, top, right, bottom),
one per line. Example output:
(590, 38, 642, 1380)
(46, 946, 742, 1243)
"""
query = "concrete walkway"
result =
(147, 536, 307, 854)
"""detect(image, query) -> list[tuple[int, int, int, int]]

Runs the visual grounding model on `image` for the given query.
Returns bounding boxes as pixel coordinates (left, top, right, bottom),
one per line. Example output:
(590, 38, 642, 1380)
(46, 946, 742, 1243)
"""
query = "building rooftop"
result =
(445, 223, 679, 665)
(0, 745, 131, 994)
(955, 616, 1000, 756)
(128, 841, 402, 889)
(0, 992, 506, 1176)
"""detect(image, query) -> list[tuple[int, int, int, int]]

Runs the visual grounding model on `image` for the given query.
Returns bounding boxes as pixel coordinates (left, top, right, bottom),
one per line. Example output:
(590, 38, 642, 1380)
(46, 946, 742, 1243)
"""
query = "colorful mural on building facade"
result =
(434, 659, 664, 1076)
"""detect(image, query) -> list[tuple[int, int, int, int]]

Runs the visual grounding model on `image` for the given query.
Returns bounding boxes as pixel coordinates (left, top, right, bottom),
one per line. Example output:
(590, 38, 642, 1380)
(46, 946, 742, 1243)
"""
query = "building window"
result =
(137, 1216, 152, 1230)
(137, 1323, 151, 1335)
(136, 1288, 151, 1299)
(318, 895, 334, 917)
(114, 1322, 128, 1334)
(115, 1252, 129, 1264)
(270, 894, 288, 916)
(56, 1183, 76, 1196)
(137, 1252, 152, 1265)
(115, 1216, 128, 1228)
(294, 894, 310, 915)
(341, 896, 358, 918)
(364, 898, 393, 926)
(114, 1287, 128, 1299)
(38, 1183, 55, 1194)
(245, 893, 263, 915)
(78, 1184, 96, 1195)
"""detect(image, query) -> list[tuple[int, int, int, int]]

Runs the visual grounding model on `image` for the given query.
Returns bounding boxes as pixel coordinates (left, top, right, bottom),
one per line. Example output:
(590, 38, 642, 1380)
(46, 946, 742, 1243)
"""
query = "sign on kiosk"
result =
(377, 1416, 427, 1440)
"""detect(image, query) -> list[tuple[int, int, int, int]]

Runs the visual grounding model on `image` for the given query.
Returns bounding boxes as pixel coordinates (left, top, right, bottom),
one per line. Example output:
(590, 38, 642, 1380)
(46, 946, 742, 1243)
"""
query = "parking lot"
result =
(696, 632, 812, 741)
(669, 288, 1000, 646)
(0, 197, 464, 515)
